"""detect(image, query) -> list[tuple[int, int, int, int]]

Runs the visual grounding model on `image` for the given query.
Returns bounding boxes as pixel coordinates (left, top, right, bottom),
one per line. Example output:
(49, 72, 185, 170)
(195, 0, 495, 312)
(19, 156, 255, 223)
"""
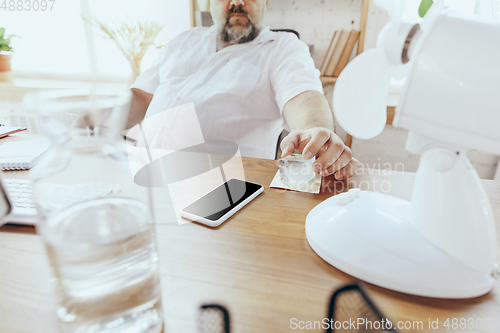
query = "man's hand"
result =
(281, 90, 359, 179)
(280, 127, 359, 180)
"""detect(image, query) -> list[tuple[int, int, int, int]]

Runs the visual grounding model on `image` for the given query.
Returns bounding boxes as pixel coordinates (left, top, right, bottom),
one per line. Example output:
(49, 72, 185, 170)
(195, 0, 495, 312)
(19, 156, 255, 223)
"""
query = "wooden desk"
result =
(1, 157, 500, 332)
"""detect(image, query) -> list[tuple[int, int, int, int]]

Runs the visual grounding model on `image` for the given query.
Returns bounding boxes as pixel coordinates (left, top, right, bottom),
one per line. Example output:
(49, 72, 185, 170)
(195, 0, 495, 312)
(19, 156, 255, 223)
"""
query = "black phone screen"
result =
(182, 179, 262, 221)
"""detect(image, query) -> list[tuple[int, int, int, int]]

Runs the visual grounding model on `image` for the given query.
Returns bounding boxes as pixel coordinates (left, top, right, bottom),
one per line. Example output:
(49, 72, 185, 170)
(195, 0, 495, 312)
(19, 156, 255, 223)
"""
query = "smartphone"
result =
(181, 178, 263, 227)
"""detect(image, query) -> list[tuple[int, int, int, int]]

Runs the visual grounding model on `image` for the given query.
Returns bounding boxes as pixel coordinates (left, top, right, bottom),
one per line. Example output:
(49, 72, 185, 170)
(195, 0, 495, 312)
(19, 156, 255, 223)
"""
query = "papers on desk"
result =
(270, 154, 322, 194)
(0, 126, 27, 139)
(270, 170, 322, 194)
(0, 139, 50, 170)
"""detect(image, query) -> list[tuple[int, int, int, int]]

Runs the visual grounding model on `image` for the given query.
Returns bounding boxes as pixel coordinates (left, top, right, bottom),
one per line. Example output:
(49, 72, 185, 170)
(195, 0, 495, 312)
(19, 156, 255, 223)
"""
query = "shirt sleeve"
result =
(270, 34, 324, 113)
(129, 29, 192, 94)
(129, 49, 166, 94)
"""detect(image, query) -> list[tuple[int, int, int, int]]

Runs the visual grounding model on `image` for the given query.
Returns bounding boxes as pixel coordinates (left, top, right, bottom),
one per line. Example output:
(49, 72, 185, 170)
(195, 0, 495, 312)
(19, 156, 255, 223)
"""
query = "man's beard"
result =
(219, 6, 261, 44)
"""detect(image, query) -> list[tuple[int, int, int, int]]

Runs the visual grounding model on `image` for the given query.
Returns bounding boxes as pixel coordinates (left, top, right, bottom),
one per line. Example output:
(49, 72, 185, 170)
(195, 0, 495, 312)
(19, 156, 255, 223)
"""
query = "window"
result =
(445, 0, 500, 20)
(2, 0, 190, 80)
(474, 0, 500, 20)
(399, 0, 497, 23)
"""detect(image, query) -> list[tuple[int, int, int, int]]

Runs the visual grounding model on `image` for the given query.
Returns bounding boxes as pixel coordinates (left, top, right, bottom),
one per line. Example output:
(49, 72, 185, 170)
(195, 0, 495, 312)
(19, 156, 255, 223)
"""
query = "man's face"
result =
(211, 0, 268, 44)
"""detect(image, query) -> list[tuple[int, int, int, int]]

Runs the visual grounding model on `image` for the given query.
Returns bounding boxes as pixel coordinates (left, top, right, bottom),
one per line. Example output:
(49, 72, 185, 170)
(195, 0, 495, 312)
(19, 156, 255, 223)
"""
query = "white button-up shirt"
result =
(131, 26, 323, 159)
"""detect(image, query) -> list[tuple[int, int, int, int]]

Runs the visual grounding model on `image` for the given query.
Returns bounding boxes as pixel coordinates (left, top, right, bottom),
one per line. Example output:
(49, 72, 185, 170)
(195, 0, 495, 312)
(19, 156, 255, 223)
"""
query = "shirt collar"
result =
(252, 26, 275, 44)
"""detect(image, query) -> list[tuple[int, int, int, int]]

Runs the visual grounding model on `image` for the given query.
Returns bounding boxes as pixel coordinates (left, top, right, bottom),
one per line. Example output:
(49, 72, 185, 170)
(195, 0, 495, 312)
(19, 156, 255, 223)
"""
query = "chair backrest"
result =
(270, 29, 300, 39)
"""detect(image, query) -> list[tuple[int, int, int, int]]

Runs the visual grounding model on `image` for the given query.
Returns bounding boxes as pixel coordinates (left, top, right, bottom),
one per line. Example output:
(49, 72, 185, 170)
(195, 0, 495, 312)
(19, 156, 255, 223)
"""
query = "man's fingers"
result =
(280, 143, 294, 158)
(302, 128, 331, 160)
(280, 130, 314, 158)
(334, 158, 360, 180)
(313, 140, 347, 175)
(321, 147, 352, 176)
(280, 132, 300, 158)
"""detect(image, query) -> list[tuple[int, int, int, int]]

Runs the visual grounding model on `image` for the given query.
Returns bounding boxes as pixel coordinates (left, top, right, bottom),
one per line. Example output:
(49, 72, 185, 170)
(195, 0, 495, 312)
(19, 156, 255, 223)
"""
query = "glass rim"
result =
(22, 88, 132, 114)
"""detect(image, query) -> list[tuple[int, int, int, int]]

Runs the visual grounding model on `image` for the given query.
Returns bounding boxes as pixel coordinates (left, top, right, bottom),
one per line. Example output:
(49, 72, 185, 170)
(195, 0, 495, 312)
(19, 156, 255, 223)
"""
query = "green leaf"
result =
(0, 27, 5, 39)
(419, 0, 434, 18)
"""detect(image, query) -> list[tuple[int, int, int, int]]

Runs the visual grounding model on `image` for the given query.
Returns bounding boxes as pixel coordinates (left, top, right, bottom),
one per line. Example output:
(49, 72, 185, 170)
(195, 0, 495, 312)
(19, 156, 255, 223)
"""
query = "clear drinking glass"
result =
(23, 89, 163, 333)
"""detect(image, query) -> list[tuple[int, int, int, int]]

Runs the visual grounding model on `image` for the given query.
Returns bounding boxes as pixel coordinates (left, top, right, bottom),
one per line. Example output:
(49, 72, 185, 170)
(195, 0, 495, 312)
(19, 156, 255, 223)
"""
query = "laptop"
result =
(1, 178, 119, 226)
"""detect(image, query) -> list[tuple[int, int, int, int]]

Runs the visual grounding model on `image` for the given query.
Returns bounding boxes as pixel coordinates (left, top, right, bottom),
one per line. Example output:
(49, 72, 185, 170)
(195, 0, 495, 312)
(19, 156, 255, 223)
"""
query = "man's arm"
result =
(281, 90, 359, 180)
(126, 88, 153, 129)
(282, 90, 334, 131)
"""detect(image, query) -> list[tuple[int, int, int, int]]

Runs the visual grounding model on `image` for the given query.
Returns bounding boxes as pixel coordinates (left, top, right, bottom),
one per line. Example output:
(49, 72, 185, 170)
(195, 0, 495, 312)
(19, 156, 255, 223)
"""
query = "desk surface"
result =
(1, 156, 500, 333)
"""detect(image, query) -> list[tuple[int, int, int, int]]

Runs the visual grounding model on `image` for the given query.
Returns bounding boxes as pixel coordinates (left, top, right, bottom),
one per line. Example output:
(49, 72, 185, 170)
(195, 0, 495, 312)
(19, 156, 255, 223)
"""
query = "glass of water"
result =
(23, 89, 163, 333)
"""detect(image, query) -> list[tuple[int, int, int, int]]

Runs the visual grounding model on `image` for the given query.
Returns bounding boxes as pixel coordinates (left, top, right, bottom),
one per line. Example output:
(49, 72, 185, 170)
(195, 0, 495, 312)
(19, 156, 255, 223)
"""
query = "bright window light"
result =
(3, 0, 91, 75)
(444, 0, 476, 14)
(3, 0, 190, 80)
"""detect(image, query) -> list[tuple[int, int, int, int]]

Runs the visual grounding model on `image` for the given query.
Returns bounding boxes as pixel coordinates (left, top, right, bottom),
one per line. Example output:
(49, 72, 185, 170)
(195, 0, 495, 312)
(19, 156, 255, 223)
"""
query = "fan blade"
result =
(393, 62, 410, 79)
(375, 0, 412, 64)
(333, 49, 397, 140)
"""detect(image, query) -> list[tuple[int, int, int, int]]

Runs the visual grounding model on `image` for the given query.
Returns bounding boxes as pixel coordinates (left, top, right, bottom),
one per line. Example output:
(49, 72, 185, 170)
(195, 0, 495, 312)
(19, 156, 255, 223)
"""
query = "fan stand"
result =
(306, 191, 495, 298)
(306, 146, 497, 299)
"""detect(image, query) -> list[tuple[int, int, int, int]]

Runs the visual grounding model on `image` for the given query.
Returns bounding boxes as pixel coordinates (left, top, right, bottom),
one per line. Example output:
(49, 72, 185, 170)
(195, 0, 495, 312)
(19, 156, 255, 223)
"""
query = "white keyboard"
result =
(0, 100, 41, 134)
(3, 179, 119, 225)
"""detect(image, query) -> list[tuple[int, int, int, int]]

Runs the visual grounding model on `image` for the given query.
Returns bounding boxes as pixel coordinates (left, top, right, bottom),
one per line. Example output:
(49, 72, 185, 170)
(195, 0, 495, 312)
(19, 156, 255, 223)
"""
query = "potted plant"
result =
(0, 27, 16, 72)
(83, 16, 163, 84)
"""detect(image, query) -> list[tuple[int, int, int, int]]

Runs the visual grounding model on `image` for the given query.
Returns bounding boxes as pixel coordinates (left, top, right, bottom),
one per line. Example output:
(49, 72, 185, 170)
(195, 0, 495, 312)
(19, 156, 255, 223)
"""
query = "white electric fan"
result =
(306, 0, 500, 298)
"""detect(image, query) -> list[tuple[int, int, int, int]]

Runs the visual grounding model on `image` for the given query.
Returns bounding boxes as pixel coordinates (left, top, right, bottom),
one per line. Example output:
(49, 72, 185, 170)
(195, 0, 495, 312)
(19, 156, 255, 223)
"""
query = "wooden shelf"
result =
(320, 76, 337, 88)
(320, 0, 369, 87)
(320, 76, 337, 83)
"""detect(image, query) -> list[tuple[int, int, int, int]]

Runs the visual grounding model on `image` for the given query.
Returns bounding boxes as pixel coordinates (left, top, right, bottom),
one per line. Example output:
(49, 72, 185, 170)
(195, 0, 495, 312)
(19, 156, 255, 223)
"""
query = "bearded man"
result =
(128, 0, 358, 179)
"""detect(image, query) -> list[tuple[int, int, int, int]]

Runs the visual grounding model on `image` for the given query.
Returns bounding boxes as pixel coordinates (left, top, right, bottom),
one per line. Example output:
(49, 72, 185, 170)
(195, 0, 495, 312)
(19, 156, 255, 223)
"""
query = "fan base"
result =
(305, 191, 495, 298)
